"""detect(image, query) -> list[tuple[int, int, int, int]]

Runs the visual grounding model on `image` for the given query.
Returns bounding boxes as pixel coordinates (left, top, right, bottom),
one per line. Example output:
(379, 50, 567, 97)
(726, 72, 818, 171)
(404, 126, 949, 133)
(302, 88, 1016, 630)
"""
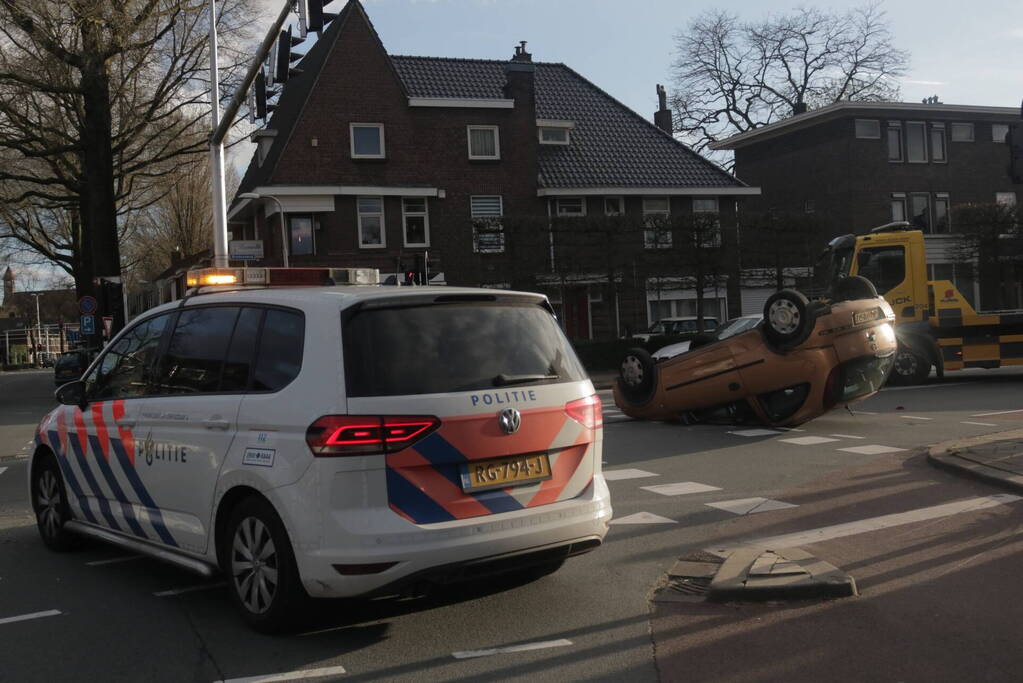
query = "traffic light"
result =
(268, 26, 303, 86)
(1008, 123, 1023, 183)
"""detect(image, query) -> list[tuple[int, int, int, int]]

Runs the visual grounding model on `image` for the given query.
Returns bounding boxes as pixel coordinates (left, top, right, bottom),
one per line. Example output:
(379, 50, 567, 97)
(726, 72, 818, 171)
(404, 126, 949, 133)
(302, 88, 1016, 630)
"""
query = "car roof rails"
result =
(869, 221, 913, 234)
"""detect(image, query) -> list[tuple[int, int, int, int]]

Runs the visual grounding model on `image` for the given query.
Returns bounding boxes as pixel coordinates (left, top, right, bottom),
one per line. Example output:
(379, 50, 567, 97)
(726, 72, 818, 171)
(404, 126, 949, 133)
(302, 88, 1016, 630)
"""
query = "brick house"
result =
(711, 101, 1023, 310)
(228, 0, 758, 340)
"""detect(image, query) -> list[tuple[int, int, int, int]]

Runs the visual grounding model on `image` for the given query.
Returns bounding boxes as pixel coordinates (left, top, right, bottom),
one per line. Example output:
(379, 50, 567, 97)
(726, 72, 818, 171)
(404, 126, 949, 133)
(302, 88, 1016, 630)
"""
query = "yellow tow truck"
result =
(822, 222, 1023, 383)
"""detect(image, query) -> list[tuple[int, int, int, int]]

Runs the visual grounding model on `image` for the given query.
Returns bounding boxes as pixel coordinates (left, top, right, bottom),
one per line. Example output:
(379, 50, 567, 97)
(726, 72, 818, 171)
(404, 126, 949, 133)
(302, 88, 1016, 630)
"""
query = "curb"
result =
(706, 547, 857, 602)
(927, 429, 1023, 496)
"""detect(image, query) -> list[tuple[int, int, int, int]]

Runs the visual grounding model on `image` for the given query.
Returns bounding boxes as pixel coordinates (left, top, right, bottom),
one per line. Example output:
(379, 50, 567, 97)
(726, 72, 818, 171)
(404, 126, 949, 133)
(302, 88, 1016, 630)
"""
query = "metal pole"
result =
(34, 294, 41, 367)
(208, 0, 229, 268)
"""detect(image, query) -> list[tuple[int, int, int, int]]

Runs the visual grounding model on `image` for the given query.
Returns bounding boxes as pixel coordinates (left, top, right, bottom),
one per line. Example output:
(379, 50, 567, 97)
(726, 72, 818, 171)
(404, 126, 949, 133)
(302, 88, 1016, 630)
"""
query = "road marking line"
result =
(729, 429, 782, 437)
(642, 482, 722, 496)
(972, 408, 1023, 417)
(87, 555, 143, 566)
(900, 415, 933, 421)
(709, 494, 1021, 556)
(779, 436, 840, 446)
(849, 410, 878, 414)
(609, 512, 676, 525)
(153, 581, 227, 597)
(0, 467, 7, 476)
(706, 498, 798, 515)
(0, 609, 61, 626)
(453, 638, 573, 659)
(830, 434, 865, 439)
(961, 421, 998, 427)
(603, 468, 658, 481)
(215, 665, 348, 682)
(838, 444, 906, 455)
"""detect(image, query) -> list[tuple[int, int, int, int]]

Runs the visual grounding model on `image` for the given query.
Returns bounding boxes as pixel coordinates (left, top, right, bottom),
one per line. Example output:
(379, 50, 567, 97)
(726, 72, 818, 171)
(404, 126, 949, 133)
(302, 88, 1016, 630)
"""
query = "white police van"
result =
(30, 267, 611, 631)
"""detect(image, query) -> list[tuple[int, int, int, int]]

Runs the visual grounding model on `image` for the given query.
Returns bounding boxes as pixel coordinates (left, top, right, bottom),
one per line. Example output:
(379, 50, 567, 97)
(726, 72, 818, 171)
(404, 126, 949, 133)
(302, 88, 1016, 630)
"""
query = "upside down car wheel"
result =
(763, 289, 814, 350)
(618, 347, 656, 405)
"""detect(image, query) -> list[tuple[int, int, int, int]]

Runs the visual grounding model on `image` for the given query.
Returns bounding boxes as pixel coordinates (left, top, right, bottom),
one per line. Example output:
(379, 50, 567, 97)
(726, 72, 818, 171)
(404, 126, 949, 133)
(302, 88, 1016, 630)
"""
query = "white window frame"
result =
(467, 125, 500, 160)
(891, 193, 907, 223)
(993, 123, 1009, 143)
(288, 214, 316, 256)
(471, 195, 504, 253)
(910, 192, 931, 232)
(950, 122, 974, 142)
(603, 196, 624, 216)
(350, 123, 385, 159)
(539, 127, 570, 145)
(401, 197, 430, 247)
(906, 121, 928, 163)
(643, 197, 671, 249)
(934, 192, 951, 233)
(855, 119, 881, 139)
(930, 123, 946, 163)
(357, 196, 386, 248)
(692, 197, 721, 247)
(556, 197, 586, 217)
(887, 122, 903, 163)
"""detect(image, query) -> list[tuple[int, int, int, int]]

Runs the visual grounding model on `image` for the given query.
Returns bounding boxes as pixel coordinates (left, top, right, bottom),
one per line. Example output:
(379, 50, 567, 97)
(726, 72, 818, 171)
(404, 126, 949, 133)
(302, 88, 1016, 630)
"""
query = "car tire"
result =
(889, 346, 931, 385)
(32, 454, 81, 552)
(224, 496, 308, 634)
(617, 347, 657, 405)
(833, 275, 878, 302)
(762, 290, 814, 349)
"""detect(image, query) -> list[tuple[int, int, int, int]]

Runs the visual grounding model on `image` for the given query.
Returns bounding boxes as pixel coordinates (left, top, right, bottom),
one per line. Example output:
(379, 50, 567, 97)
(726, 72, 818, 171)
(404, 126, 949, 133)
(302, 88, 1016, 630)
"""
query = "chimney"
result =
(504, 40, 535, 103)
(793, 100, 808, 116)
(512, 40, 532, 63)
(654, 84, 673, 135)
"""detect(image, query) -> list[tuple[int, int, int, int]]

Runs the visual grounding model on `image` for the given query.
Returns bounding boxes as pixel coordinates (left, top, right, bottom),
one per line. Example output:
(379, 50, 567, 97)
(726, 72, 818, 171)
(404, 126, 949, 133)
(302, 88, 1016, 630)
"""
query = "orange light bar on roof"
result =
(186, 268, 242, 287)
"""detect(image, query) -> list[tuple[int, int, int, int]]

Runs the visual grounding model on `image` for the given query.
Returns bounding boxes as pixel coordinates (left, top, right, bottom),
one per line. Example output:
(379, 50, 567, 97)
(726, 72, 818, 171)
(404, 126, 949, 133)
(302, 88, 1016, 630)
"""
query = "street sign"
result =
(80, 315, 95, 335)
(79, 295, 98, 315)
(229, 240, 264, 261)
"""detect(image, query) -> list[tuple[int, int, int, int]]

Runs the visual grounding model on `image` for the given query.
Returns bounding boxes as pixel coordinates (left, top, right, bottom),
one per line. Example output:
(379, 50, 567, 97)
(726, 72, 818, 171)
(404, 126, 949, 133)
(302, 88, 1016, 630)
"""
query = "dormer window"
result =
(537, 119, 574, 145)
(351, 123, 385, 159)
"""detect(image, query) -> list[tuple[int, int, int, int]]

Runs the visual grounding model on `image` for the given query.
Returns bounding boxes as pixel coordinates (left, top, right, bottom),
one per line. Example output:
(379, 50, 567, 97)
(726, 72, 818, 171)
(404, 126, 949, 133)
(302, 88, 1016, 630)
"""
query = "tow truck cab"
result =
(821, 222, 1023, 383)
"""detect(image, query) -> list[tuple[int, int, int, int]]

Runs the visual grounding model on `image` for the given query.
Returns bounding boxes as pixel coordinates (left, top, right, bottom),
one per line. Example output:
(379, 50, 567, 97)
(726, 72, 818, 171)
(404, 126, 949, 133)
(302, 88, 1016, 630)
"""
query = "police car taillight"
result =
(306, 415, 440, 456)
(565, 395, 602, 430)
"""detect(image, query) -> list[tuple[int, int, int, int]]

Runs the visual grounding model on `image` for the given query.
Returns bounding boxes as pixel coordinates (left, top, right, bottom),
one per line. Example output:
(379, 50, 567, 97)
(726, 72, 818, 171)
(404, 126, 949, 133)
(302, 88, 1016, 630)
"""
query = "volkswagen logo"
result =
(498, 408, 521, 434)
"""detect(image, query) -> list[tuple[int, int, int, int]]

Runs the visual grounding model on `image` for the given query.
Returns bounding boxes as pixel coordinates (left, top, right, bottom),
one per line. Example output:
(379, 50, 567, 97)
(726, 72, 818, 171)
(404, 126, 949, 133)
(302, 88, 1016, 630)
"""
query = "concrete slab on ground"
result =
(928, 428, 1023, 494)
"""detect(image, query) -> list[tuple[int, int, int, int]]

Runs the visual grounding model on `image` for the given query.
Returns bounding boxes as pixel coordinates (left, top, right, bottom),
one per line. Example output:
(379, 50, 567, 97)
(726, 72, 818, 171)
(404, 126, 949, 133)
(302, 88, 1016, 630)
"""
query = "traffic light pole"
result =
(208, 0, 294, 268)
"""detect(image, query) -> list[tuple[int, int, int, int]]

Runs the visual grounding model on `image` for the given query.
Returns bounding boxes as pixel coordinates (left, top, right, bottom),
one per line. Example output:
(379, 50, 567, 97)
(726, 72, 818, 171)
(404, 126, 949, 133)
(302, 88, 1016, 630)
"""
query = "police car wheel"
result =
(225, 497, 306, 633)
(32, 455, 80, 551)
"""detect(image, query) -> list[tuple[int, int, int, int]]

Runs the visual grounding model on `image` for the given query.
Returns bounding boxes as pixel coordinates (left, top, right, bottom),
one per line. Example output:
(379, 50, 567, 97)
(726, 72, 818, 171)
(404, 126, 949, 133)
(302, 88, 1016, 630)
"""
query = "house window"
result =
(604, 197, 624, 216)
(289, 215, 314, 256)
(556, 197, 586, 217)
(891, 194, 907, 222)
(855, 119, 880, 139)
(930, 123, 946, 163)
(950, 123, 974, 142)
(401, 198, 429, 247)
(350, 123, 385, 158)
(906, 122, 927, 162)
(996, 192, 1017, 207)
(693, 197, 721, 247)
(471, 195, 504, 253)
(467, 126, 500, 160)
(934, 193, 950, 233)
(887, 123, 903, 162)
(910, 193, 930, 232)
(643, 197, 671, 249)
(992, 124, 1009, 143)
(539, 128, 570, 145)
(357, 197, 385, 248)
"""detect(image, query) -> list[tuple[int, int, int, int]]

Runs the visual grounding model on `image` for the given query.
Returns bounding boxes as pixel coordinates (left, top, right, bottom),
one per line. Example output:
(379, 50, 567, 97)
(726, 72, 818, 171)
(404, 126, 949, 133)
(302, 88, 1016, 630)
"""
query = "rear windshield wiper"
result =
(493, 373, 560, 387)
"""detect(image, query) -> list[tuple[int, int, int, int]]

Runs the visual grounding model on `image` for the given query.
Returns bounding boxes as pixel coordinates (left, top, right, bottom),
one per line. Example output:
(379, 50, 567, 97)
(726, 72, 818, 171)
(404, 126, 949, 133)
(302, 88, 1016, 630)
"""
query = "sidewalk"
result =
(928, 428, 1023, 493)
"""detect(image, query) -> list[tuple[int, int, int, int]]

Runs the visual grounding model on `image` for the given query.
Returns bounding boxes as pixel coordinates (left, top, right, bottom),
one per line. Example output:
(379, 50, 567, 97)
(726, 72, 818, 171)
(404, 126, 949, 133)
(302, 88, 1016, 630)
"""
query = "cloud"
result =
(1010, 28, 1023, 39)
(904, 79, 947, 86)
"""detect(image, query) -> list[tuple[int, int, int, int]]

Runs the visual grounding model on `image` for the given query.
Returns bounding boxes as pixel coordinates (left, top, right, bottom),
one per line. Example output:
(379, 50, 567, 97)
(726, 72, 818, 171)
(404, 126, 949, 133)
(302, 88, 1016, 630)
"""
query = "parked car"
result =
(53, 350, 90, 387)
(652, 315, 763, 361)
(614, 278, 897, 427)
(630, 316, 720, 342)
(31, 281, 611, 632)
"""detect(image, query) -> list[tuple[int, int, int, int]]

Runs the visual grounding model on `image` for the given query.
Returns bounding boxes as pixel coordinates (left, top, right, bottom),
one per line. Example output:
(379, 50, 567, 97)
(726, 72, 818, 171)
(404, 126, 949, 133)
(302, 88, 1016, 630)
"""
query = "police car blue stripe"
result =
(66, 429, 122, 532)
(46, 430, 99, 525)
(87, 435, 148, 540)
(413, 433, 524, 514)
(109, 438, 178, 547)
(386, 469, 456, 524)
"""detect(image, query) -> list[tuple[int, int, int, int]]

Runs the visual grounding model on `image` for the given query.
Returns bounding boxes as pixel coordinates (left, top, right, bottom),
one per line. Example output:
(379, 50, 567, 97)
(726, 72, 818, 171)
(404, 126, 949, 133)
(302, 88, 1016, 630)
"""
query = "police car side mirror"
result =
(55, 380, 88, 410)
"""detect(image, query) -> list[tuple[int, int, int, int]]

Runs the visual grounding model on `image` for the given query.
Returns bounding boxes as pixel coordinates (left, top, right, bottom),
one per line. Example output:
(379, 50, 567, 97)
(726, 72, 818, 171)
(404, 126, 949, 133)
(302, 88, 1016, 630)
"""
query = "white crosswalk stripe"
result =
(603, 468, 658, 481)
(779, 436, 840, 446)
(838, 445, 906, 455)
(642, 482, 721, 496)
(706, 497, 798, 515)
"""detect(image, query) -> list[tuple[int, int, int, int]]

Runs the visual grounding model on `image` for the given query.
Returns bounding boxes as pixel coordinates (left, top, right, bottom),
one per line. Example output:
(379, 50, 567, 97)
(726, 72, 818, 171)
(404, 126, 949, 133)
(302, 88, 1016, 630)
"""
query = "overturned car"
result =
(613, 277, 897, 427)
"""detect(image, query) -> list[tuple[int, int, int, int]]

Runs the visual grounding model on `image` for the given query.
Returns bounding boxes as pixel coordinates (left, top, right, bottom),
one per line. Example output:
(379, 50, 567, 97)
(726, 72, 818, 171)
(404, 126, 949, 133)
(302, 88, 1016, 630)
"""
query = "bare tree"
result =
(0, 0, 256, 329)
(670, 2, 909, 157)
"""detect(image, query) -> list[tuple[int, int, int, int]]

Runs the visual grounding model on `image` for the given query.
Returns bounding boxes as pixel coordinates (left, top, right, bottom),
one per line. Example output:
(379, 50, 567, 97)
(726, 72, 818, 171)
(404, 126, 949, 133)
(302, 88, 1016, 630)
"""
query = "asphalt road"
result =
(0, 367, 1021, 682)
